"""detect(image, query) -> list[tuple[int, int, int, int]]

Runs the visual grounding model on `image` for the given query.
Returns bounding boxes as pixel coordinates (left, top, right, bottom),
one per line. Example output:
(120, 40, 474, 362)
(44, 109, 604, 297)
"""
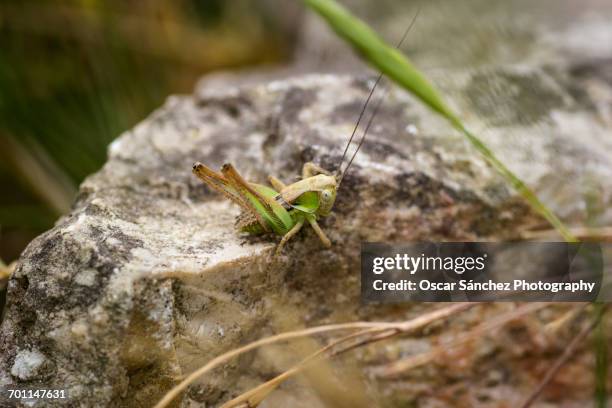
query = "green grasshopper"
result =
(192, 12, 419, 255)
(192, 161, 337, 255)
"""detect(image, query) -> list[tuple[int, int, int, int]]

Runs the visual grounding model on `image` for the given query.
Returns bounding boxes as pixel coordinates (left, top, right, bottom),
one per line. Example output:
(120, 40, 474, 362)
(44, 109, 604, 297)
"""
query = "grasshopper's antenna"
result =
(336, 5, 421, 183)
(335, 74, 383, 177)
(339, 87, 389, 184)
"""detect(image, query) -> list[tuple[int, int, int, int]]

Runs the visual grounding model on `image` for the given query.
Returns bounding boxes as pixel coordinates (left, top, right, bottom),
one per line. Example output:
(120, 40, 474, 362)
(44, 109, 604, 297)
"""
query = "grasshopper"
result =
(192, 11, 419, 255)
(192, 161, 337, 255)
(192, 81, 384, 256)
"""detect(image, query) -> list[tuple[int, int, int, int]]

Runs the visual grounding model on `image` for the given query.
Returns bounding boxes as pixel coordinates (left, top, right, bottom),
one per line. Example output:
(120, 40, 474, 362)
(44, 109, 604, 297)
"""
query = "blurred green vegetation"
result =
(0, 0, 294, 262)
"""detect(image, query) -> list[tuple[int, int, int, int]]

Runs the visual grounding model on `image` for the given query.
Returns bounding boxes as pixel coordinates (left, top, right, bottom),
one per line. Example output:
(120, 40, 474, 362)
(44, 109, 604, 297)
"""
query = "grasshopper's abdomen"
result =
(236, 208, 303, 236)
(236, 211, 266, 234)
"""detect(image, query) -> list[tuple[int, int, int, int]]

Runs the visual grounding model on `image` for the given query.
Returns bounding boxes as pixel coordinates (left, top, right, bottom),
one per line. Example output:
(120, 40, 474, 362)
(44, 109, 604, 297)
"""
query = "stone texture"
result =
(1, 69, 610, 407)
(3, 1, 612, 406)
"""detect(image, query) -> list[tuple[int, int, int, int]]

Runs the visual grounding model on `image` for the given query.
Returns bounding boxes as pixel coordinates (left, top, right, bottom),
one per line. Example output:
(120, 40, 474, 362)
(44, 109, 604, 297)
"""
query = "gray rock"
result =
(2, 35, 612, 408)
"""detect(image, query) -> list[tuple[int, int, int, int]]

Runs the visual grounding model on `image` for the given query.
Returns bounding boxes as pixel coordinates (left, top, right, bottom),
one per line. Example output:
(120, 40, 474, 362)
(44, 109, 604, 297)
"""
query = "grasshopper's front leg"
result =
(302, 162, 332, 178)
(305, 214, 332, 248)
(275, 215, 330, 255)
(275, 216, 305, 256)
(268, 162, 330, 191)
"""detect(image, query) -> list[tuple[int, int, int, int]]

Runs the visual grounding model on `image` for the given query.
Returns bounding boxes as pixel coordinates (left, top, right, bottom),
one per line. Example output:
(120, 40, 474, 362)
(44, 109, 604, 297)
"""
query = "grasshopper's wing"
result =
(221, 164, 293, 235)
(192, 162, 271, 232)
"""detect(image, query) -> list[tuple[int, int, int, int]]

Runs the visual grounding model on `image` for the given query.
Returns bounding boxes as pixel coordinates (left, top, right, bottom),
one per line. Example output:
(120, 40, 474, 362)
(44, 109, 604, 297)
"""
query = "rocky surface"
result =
(1, 68, 611, 407)
(3, 1, 612, 406)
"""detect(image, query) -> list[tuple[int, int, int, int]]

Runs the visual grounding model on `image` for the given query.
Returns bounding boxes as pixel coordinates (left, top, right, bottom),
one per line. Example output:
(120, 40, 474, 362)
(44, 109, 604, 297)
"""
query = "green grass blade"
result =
(303, 0, 458, 123)
(303, 0, 577, 242)
(457, 126, 576, 242)
(593, 303, 608, 407)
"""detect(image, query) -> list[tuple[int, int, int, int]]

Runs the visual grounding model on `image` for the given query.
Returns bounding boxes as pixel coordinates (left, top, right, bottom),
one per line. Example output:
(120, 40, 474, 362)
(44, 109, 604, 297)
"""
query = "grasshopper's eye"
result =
(321, 189, 336, 204)
(318, 188, 336, 216)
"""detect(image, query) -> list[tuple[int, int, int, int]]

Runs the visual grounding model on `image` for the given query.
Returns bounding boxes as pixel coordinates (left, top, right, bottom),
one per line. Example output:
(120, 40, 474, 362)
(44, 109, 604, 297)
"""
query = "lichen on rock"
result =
(10, 350, 46, 381)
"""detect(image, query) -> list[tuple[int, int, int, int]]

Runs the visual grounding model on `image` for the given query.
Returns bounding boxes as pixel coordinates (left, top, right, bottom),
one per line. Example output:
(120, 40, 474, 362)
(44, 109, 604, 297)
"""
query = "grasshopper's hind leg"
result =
(305, 214, 331, 248)
(275, 217, 305, 256)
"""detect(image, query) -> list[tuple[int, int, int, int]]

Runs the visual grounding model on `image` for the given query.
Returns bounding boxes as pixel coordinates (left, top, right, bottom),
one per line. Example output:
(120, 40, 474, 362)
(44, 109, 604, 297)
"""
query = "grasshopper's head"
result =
(316, 176, 338, 216)
(281, 174, 337, 216)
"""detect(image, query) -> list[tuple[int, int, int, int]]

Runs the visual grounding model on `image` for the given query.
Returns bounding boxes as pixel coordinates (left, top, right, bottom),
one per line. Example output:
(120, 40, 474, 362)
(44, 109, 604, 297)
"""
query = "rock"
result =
(2, 59, 612, 408)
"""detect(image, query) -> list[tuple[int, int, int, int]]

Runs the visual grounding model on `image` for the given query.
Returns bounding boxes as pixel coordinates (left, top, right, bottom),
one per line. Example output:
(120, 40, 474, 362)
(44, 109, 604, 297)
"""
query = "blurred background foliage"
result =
(0, 0, 297, 262)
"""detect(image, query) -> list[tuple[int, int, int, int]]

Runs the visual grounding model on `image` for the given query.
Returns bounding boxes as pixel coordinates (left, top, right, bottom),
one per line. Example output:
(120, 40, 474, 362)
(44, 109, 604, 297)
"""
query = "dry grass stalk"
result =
(220, 327, 393, 408)
(520, 306, 607, 408)
(544, 303, 589, 335)
(0, 134, 75, 215)
(0, 260, 16, 291)
(522, 226, 612, 242)
(375, 302, 554, 378)
(154, 303, 476, 408)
